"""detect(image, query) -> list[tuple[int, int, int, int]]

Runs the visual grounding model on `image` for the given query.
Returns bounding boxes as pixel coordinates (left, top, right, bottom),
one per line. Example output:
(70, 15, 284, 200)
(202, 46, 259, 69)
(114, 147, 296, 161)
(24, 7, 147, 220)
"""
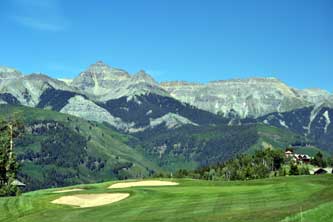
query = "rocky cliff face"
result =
(1, 62, 332, 131)
(0, 72, 72, 107)
(160, 78, 331, 118)
(0, 66, 22, 104)
(296, 88, 332, 104)
(60, 95, 134, 131)
(71, 61, 168, 101)
(0, 64, 205, 131)
(0, 66, 22, 79)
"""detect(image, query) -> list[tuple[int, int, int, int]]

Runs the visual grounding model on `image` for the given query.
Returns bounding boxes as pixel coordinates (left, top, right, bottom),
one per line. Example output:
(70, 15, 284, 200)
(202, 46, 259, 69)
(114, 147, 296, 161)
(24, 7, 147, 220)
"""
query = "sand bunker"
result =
(53, 188, 84, 193)
(108, 180, 179, 189)
(51, 193, 129, 208)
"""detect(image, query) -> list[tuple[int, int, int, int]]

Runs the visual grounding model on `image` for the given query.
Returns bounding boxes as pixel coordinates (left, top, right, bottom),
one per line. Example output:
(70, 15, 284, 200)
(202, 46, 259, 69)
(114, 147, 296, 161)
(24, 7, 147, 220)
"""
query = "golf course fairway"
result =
(0, 175, 332, 222)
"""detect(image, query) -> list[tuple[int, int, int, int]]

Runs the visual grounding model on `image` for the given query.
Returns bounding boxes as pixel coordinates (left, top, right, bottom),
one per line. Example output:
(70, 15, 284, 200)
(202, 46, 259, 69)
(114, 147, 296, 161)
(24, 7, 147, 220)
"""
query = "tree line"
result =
(166, 149, 333, 181)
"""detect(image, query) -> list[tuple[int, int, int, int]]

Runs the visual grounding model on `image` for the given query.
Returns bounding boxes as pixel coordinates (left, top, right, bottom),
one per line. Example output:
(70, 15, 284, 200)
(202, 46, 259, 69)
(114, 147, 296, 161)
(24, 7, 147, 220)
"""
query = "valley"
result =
(0, 62, 332, 191)
(1, 1, 332, 221)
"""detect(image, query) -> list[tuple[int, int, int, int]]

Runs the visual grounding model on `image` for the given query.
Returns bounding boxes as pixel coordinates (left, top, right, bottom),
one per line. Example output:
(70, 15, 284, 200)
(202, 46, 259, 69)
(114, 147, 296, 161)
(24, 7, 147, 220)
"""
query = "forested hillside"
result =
(131, 123, 303, 171)
(0, 105, 159, 191)
(0, 104, 322, 191)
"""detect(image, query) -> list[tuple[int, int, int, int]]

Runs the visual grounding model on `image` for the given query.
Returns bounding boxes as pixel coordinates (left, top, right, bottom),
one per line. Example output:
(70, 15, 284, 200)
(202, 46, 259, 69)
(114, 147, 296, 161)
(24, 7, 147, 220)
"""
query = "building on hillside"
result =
(285, 150, 312, 164)
(310, 167, 333, 175)
(314, 168, 327, 175)
(10, 179, 26, 187)
(285, 150, 293, 158)
(294, 154, 311, 164)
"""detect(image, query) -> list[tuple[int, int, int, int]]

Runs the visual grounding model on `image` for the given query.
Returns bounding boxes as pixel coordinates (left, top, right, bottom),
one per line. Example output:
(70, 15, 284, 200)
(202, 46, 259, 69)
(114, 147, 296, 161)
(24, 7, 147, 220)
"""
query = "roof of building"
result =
(11, 179, 26, 186)
(314, 168, 328, 174)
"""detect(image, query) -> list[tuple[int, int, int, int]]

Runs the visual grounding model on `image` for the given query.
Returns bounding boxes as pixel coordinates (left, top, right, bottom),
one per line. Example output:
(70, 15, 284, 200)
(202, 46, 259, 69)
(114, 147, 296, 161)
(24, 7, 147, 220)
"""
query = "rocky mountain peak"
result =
(84, 61, 130, 79)
(0, 66, 22, 79)
(70, 61, 131, 97)
(70, 62, 168, 100)
(95, 60, 106, 65)
(132, 70, 157, 84)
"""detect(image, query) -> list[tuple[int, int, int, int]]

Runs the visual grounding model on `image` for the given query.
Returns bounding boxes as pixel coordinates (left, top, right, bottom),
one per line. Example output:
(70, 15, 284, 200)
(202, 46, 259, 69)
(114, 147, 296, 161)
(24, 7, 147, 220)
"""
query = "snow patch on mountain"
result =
(323, 110, 331, 134)
(279, 120, 289, 128)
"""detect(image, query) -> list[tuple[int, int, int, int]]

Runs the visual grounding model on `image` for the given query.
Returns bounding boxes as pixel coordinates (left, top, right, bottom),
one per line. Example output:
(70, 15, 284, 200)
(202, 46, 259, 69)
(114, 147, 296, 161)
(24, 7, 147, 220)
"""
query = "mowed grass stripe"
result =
(0, 176, 332, 222)
(281, 201, 333, 222)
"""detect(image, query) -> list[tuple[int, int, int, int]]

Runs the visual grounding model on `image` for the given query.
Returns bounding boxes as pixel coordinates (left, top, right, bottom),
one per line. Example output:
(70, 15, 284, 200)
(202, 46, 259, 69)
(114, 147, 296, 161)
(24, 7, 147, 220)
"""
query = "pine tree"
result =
(0, 121, 10, 186)
(0, 119, 23, 196)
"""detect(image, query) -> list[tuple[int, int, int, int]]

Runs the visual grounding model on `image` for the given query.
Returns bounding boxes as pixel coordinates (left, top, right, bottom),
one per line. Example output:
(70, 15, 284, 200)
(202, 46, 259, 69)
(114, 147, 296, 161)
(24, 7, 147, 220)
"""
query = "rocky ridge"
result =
(0, 61, 332, 131)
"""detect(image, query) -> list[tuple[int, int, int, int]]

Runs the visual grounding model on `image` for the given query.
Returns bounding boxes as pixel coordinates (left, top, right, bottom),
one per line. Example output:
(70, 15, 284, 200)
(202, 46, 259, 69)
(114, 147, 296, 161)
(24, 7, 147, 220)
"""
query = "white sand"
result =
(51, 193, 129, 208)
(108, 180, 179, 189)
(53, 188, 84, 193)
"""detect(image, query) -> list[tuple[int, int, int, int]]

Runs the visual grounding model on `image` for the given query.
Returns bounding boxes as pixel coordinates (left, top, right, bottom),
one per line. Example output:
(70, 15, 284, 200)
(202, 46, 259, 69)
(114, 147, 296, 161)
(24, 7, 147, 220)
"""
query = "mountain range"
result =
(2, 61, 332, 114)
(0, 61, 332, 190)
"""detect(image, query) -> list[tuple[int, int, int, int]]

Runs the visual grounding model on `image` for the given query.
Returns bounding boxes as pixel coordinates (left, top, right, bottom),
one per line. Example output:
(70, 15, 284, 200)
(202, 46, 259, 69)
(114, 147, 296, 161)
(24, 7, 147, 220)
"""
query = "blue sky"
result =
(0, 0, 332, 91)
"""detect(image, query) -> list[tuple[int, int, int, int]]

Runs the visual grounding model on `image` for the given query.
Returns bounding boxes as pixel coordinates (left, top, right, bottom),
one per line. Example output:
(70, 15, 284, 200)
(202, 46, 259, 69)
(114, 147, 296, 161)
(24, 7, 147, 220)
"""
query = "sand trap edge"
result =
(108, 180, 179, 189)
(51, 193, 130, 208)
(53, 188, 85, 193)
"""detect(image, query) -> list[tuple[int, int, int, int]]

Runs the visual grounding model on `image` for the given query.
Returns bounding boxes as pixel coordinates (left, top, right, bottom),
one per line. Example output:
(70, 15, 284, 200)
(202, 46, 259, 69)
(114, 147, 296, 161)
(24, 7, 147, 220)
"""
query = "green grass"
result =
(247, 124, 301, 153)
(1, 175, 332, 222)
(282, 201, 333, 222)
(0, 104, 161, 190)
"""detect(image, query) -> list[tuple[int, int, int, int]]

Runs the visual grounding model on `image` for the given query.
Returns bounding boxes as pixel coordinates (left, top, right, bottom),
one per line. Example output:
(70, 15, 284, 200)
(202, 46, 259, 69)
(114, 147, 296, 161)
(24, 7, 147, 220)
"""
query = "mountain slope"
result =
(71, 61, 169, 101)
(161, 78, 315, 118)
(98, 93, 229, 131)
(0, 105, 160, 191)
(0, 73, 72, 107)
(2, 62, 333, 122)
(130, 123, 303, 171)
(1, 63, 210, 132)
(258, 104, 333, 153)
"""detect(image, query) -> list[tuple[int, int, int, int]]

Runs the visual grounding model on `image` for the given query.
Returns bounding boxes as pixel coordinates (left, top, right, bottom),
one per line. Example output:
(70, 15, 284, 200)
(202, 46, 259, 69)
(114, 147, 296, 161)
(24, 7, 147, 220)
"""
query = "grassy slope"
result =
(248, 124, 301, 153)
(282, 201, 333, 222)
(134, 123, 305, 172)
(0, 105, 160, 189)
(292, 146, 331, 159)
(0, 175, 332, 222)
(250, 125, 331, 158)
